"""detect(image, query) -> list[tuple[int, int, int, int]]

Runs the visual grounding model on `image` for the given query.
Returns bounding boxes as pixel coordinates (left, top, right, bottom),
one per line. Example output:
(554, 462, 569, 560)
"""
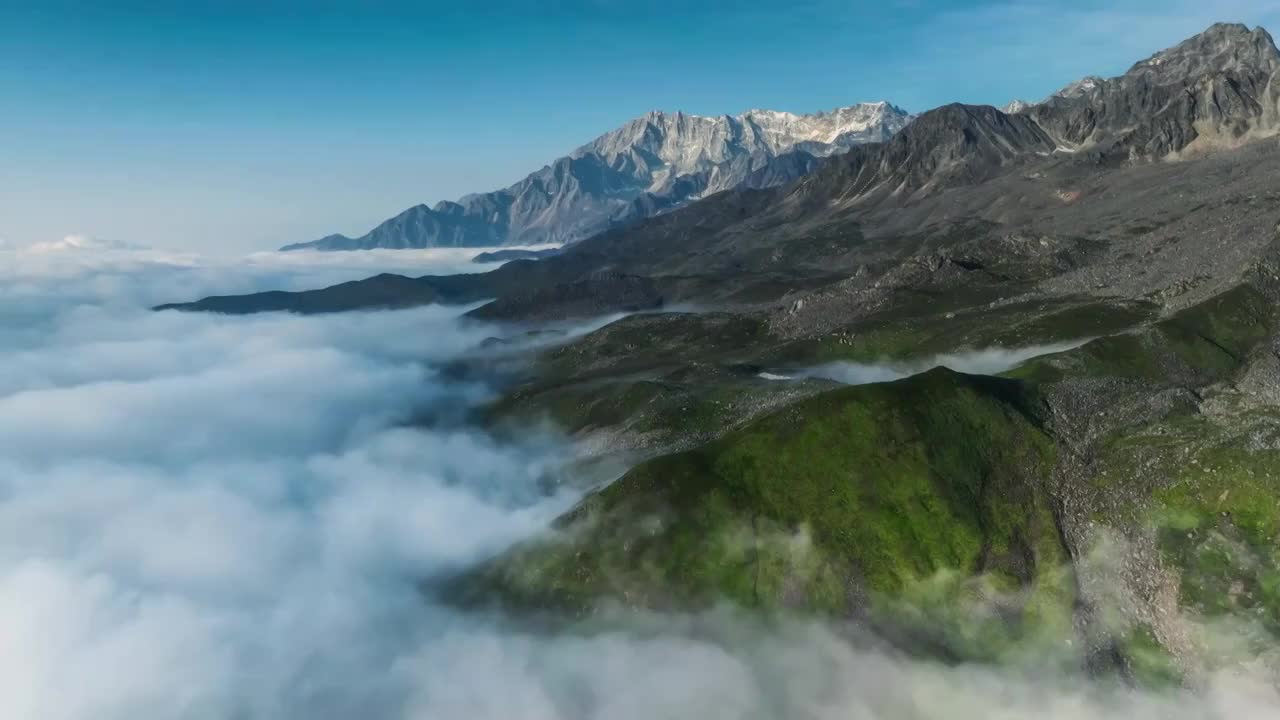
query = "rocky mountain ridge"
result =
(285, 24, 1280, 255)
(1027, 23, 1280, 161)
(180, 24, 1280, 321)
(282, 102, 912, 251)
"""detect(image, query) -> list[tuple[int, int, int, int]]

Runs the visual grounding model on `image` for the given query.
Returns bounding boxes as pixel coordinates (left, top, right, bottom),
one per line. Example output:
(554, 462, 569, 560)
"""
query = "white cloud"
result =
(762, 341, 1086, 385)
(0, 241, 556, 319)
(0, 248, 582, 718)
(398, 608, 1280, 720)
(0, 247, 1275, 718)
(26, 234, 148, 253)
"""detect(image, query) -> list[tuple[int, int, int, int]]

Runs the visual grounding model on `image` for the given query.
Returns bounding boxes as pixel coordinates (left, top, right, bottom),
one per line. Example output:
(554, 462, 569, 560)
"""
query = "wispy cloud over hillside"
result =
(0, 247, 1275, 719)
(761, 341, 1088, 385)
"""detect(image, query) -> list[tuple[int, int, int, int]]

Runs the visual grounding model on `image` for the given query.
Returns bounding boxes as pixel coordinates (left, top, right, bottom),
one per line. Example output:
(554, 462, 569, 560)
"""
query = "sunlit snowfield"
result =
(1, 242, 1275, 719)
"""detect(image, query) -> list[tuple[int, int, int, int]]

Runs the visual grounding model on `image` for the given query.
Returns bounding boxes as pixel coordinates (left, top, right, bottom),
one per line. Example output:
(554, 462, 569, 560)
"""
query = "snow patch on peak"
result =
(1049, 75, 1104, 100)
(579, 102, 912, 170)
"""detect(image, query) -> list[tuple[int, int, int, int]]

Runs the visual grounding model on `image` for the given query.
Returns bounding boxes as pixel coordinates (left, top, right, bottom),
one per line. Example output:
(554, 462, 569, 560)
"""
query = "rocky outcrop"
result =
(795, 103, 1058, 206)
(1029, 23, 1280, 161)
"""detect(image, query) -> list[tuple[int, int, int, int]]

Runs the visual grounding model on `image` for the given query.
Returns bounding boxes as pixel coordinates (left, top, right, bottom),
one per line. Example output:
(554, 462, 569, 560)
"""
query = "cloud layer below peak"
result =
(2, 247, 1277, 719)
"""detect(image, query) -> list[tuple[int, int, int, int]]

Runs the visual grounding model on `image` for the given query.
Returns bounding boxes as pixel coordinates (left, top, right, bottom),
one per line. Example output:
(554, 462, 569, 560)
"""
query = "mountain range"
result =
(164, 23, 1280, 680)
(281, 101, 912, 251)
(1002, 22, 1278, 158)
(175, 22, 1280, 319)
(178, 21, 1280, 316)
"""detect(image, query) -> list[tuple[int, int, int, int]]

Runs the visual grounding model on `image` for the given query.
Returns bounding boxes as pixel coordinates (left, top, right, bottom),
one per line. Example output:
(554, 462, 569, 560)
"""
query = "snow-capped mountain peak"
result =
(575, 102, 912, 199)
(582, 102, 910, 163)
(285, 101, 911, 251)
(1048, 75, 1104, 101)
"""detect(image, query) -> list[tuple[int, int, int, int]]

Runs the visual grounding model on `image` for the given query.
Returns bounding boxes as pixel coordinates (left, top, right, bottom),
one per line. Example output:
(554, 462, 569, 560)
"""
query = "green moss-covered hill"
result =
(457, 280, 1280, 682)
(462, 368, 1078, 663)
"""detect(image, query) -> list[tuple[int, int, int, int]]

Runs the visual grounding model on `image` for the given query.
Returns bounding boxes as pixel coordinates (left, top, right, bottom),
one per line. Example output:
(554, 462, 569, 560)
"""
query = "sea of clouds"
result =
(0, 241, 1274, 719)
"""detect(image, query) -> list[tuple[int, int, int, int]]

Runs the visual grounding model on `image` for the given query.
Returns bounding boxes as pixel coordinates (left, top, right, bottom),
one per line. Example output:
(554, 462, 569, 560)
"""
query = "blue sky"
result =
(2, 0, 1278, 253)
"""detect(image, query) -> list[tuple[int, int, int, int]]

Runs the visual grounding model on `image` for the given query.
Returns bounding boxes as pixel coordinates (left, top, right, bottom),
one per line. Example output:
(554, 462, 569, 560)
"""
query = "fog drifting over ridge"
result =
(760, 341, 1090, 385)
(1, 244, 1276, 719)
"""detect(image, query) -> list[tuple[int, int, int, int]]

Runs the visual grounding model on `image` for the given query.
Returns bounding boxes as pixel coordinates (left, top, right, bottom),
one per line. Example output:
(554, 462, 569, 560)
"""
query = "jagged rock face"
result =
(578, 103, 910, 193)
(792, 104, 1058, 208)
(283, 102, 912, 251)
(767, 24, 1280, 214)
(365, 203, 507, 248)
(1030, 23, 1280, 161)
(1001, 99, 1033, 114)
(871, 104, 1057, 192)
